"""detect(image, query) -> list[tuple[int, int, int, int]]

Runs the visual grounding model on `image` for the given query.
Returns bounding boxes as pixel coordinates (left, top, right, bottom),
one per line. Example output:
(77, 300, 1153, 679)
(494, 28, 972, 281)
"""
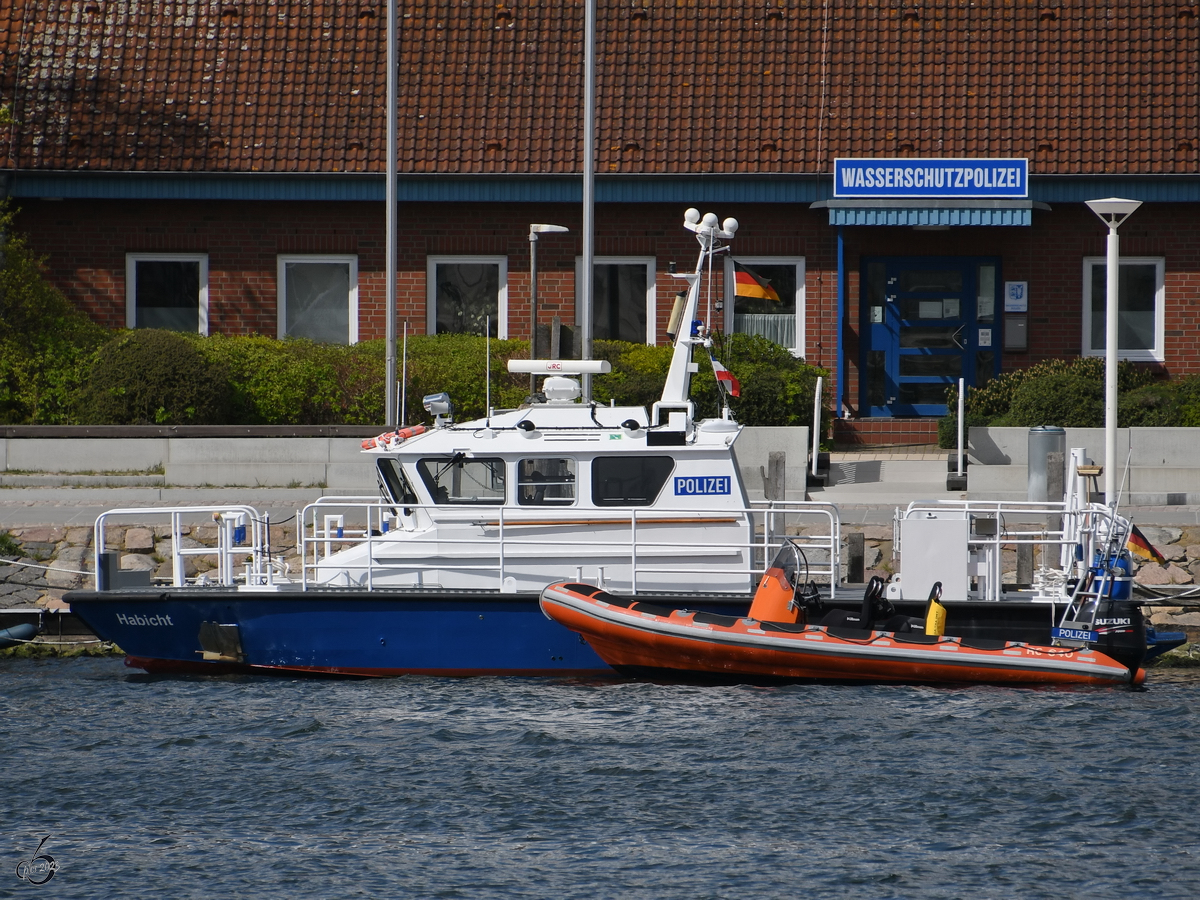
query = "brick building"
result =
(2, 1, 1198, 440)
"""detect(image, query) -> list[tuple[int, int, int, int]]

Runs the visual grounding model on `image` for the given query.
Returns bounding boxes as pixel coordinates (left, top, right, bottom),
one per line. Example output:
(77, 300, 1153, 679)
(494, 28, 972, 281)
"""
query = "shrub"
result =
(77, 330, 233, 425)
(0, 531, 21, 557)
(0, 202, 110, 424)
(591, 333, 830, 434)
(1006, 372, 1104, 428)
(938, 357, 1164, 445)
(196, 334, 345, 424)
(402, 334, 529, 423)
(1117, 383, 1180, 428)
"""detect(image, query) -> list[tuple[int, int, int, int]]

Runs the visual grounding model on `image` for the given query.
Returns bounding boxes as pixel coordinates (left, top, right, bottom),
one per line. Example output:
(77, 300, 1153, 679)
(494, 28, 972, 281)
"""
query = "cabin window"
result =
(377, 458, 418, 506)
(427, 256, 508, 338)
(723, 256, 805, 357)
(576, 257, 656, 344)
(1081, 257, 1165, 362)
(591, 456, 675, 507)
(417, 456, 506, 504)
(125, 253, 208, 334)
(277, 255, 358, 344)
(517, 458, 576, 506)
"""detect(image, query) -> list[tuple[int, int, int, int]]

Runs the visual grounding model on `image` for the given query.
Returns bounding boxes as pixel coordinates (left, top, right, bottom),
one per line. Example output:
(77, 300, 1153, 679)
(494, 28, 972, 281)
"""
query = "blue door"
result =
(860, 257, 1002, 417)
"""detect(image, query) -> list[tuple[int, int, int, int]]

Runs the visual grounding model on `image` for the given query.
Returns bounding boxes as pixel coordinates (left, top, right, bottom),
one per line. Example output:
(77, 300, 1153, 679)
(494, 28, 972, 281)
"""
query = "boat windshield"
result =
(417, 456, 506, 504)
(769, 540, 808, 589)
(376, 458, 418, 506)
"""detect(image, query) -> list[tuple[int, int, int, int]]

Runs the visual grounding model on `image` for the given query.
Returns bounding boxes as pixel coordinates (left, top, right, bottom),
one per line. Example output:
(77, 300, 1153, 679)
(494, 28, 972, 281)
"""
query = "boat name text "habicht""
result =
(116, 613, 175, 627)
(674, 477, 731, 496)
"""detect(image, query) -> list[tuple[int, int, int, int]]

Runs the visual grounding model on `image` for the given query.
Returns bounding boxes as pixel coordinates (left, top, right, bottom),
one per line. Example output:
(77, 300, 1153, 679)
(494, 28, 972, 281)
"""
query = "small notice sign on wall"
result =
(1004, 281, 1029, 312)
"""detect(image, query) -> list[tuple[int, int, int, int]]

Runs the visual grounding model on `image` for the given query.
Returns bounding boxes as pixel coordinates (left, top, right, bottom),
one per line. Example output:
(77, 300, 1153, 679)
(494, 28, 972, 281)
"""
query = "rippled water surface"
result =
(3, 660, 1200, 899)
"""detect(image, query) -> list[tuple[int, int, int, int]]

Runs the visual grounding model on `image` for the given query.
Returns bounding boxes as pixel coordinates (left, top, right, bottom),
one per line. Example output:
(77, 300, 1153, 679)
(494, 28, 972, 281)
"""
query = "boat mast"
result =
(659, 210, 738, 410)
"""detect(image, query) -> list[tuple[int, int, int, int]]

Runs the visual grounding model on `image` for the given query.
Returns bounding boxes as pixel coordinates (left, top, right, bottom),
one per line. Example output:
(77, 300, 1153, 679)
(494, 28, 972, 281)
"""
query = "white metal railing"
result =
(895, 499, 1126, 602)
(89, 499, 843, 596)
(298, 498, 842, 596)
(94, 506, 278, 589)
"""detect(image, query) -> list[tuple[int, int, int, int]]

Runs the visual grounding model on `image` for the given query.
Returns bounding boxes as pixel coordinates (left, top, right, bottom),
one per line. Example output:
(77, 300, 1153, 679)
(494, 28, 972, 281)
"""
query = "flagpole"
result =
(384, 0, 398, 426)
(580, 0, 596, 402)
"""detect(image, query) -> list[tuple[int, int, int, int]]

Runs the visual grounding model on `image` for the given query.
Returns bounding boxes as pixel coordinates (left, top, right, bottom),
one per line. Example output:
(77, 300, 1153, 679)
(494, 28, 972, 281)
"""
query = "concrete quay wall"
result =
(968, 427, 1200, 505)
(0, 426, 811, 497)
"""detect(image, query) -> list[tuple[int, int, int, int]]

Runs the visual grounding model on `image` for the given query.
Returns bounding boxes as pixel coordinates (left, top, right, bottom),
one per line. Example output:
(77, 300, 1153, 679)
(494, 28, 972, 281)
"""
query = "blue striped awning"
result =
(812, 199, 1048, 227)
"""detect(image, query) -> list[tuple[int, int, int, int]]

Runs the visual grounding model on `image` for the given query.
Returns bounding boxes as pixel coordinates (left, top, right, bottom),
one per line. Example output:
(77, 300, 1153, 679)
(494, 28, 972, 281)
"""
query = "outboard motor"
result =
(1092, 600, 1147, 674)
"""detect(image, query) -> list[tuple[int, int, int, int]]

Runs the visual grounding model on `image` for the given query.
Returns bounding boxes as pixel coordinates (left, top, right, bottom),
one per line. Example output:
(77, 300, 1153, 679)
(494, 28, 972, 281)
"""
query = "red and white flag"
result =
(710, 356, 740, 398)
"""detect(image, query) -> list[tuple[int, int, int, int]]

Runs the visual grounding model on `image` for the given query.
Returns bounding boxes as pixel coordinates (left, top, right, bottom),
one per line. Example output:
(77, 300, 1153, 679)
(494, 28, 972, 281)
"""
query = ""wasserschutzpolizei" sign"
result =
(833, 158, 1029, 199)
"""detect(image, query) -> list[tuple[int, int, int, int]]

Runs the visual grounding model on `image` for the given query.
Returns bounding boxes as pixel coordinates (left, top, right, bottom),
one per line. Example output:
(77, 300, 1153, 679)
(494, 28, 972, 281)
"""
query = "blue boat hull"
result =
(63, 589, 752, 677)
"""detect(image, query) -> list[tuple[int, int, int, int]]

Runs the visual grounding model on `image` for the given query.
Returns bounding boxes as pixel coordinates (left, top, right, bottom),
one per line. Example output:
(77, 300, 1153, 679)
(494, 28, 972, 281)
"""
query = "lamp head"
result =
(1085, 198, 1142, 228)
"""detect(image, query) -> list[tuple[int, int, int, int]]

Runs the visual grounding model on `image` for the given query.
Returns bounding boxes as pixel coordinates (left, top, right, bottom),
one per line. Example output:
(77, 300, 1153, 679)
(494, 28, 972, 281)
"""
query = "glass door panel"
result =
(860, 256, 1001, 417)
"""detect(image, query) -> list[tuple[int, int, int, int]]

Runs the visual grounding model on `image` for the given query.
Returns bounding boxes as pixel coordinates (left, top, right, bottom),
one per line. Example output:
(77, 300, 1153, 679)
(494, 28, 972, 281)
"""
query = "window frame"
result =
(125, 252, 209, 335)
(1081, 256, 1166, 363)
(722, 256, 806, 357)
(590, 455, 676, 507)
(276, 254, 359, 344)
(516, 457, 577, 507)
(416, 456, 507, 505)
(426, 255, 509, 339)
(575, 256, 658, 345)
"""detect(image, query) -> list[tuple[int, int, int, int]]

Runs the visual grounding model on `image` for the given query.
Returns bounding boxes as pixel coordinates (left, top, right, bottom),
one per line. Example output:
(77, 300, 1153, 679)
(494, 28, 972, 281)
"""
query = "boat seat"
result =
(878, 614, 916, 634)
(760, 621, 807, 634)
(818, 608, 868, 630)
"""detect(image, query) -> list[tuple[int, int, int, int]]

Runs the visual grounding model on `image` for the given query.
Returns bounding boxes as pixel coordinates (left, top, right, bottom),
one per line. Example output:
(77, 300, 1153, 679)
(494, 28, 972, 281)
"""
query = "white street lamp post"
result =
(1085, 197, 1142, 505)
(529, 224, 569, 390)
(384, 0, 398, 425)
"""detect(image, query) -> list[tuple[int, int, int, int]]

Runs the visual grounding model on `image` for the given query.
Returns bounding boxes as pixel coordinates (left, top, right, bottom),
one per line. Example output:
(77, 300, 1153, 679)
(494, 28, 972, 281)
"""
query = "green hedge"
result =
(937, 357, 1186, 448)
(0, 200, 830, 430)
(65, 330, 830, 431)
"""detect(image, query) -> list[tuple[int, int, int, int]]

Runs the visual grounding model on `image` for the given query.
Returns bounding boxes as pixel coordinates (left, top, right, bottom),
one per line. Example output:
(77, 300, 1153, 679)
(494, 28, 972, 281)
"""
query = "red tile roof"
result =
(1, 1, 1197, 176)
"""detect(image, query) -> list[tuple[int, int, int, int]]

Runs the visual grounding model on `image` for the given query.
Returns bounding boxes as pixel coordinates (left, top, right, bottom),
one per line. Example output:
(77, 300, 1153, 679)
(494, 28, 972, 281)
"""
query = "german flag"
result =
(1127, 523, 1166, 564)
(733, 264, 781, 303)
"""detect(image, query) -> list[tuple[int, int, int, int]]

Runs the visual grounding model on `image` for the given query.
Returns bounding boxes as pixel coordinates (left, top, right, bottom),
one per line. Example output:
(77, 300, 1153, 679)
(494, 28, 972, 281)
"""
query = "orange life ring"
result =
(361, 424, 427, 450)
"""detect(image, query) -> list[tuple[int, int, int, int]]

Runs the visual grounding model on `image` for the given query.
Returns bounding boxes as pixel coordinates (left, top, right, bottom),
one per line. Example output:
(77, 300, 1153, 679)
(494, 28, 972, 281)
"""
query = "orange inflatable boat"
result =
(539, 571, 1144, 687)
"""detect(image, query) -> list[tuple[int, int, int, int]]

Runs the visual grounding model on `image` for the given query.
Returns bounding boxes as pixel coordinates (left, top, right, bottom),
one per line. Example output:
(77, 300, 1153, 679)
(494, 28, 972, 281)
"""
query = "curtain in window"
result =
(436, 263, 499, 336)
(285, 262, 350, 343)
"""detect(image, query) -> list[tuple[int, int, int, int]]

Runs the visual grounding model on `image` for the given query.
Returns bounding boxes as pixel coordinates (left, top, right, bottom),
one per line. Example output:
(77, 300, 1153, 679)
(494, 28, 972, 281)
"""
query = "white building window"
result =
(575, 257, 657, 344)
(1082, 257, 1165, 362)
(277, 255, 359, 344)
(723, 257, 806, 356)
(427, 256, 508, 338)
(125, 253, 208, 334)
